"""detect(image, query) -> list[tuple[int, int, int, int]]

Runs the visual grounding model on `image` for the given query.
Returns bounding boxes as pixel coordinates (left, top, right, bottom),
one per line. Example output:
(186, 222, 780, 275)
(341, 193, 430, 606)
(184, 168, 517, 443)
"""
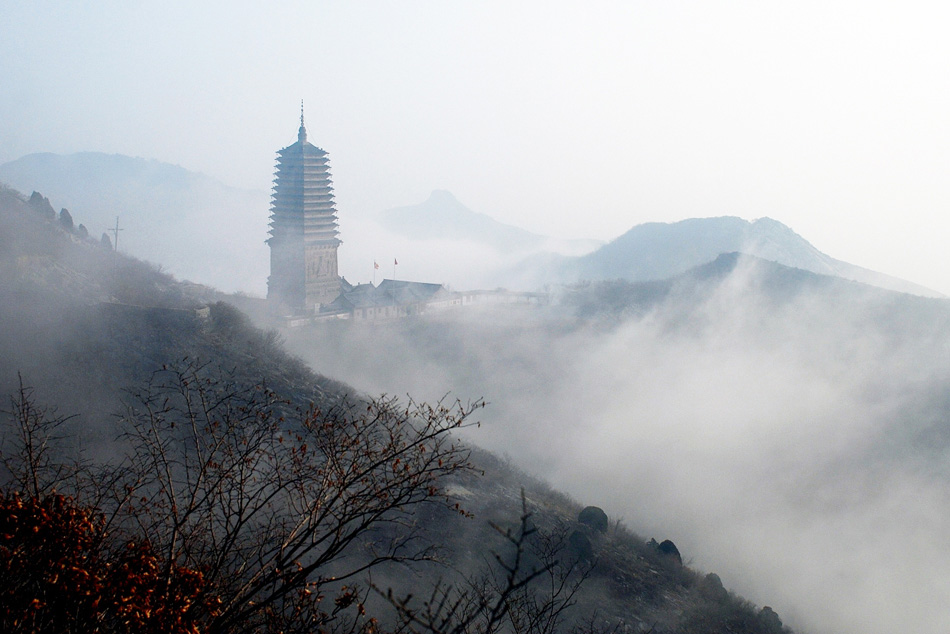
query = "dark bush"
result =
(568, 529, 593, 560)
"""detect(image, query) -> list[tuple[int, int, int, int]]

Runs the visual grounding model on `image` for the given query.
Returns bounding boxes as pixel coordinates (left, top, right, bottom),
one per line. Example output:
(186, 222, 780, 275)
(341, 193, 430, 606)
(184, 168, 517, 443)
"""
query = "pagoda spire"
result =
(298, 99, 307, 143)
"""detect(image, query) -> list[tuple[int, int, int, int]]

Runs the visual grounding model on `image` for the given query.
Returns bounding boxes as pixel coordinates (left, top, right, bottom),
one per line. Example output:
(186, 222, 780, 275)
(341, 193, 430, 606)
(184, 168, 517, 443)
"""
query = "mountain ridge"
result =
(512, 215, 941, 297)
(378, 189, 604, 256)
(2, 153, 934, 299)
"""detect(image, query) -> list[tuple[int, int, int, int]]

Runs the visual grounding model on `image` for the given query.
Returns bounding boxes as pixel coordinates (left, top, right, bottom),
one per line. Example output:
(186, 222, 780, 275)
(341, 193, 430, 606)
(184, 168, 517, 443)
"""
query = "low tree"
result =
(0, 376, 78, 499)
(1, 361, 484, 633)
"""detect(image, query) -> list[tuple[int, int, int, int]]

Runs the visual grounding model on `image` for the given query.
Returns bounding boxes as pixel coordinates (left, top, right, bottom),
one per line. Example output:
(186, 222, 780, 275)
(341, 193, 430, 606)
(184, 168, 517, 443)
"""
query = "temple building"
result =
(324, 279, 458, 321)
(267, 105, 341, 312)
(265, 107, 546, 326)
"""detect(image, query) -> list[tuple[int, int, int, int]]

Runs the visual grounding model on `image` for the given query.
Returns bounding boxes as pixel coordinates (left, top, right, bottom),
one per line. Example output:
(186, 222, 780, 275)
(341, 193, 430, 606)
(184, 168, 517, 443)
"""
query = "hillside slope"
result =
(0, 184, 798, 633)
(0, 152, 270, 294)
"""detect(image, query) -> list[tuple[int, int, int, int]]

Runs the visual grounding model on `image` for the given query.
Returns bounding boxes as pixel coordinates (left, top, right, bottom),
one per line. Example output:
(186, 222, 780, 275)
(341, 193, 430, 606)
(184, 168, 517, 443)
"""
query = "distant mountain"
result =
(0, 152, 270, 294)
(515, 216, 940, 297)
(378, 190, 602, 256)
(563, 251, 948, 319)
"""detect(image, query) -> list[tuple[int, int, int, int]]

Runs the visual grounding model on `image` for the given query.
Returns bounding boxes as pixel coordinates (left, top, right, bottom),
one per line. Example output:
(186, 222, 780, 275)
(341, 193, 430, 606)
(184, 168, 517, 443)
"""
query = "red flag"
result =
(394, 258, 398, 266)
(374, 261, 379, 270)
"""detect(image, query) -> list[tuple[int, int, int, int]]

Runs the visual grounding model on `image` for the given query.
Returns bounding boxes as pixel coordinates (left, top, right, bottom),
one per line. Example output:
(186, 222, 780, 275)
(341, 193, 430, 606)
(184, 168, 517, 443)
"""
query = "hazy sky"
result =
(3, 1, 950, 292)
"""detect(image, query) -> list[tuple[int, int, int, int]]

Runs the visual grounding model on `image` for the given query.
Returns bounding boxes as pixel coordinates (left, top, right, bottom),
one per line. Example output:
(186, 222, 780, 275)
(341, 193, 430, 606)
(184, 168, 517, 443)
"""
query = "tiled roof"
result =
(322, 279, 448, 312)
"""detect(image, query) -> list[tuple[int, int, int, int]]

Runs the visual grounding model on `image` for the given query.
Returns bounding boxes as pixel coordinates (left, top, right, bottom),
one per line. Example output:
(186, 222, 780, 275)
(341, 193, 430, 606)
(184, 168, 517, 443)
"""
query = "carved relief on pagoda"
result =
(305, 244, 338, 283)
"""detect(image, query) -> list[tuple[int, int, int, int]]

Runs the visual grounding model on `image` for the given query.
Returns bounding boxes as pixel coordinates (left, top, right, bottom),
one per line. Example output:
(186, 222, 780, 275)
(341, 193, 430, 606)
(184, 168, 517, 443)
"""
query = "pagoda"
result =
(267, 103, 342, 312)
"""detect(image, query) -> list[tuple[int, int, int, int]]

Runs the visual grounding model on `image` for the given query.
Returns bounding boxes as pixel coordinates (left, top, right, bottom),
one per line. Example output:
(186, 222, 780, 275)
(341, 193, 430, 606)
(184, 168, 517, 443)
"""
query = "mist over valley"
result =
(285, 253, 950, 634)
(3, 145, 950, 632)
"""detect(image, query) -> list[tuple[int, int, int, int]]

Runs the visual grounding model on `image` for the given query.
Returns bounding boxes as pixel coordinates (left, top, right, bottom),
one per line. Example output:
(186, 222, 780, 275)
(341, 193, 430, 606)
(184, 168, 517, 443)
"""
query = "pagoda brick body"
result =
(267, 111, 341, 312)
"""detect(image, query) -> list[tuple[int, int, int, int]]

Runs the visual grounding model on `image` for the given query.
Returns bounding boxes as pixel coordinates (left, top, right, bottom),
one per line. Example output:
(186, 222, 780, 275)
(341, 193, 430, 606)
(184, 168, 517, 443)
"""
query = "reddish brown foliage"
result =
(0, 491, 218, 634)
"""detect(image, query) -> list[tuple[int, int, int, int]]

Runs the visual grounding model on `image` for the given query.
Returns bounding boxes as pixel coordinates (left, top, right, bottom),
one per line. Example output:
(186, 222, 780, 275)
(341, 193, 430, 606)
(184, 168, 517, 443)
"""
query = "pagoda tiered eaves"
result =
(267, 113, 343, 312)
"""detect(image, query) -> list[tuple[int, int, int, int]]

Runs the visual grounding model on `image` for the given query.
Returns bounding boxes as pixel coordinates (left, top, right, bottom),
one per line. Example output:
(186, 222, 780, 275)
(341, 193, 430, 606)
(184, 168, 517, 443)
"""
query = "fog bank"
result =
(285, 261, 950, 634)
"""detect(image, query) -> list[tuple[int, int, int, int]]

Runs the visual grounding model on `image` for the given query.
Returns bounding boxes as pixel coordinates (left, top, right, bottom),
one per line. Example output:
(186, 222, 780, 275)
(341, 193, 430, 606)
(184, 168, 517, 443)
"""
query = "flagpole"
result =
(392, 258, 398, 314)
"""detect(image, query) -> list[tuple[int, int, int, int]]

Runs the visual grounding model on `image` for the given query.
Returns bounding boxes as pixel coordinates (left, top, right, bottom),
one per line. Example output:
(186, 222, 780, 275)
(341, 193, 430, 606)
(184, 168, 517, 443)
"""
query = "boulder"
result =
(577, 506, 608, 533)
(701, 572, 728, 600)
(28, 191, 55, 220)
(758, 606, 784, 633)
(59, 208, 74, 231)
(658, 539, 682, 565)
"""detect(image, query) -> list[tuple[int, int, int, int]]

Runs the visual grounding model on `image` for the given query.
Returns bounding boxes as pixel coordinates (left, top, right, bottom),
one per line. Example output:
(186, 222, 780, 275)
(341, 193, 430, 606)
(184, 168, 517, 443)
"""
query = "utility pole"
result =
(392, 258, 398, 315)
(110, 216, 123, 285)
(110, 217, 122, 253)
